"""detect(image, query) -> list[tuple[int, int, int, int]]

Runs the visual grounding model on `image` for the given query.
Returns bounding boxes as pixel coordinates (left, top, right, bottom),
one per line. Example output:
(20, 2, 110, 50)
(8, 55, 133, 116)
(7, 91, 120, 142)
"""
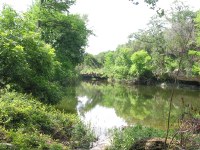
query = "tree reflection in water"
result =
(76, 81, 200, 135)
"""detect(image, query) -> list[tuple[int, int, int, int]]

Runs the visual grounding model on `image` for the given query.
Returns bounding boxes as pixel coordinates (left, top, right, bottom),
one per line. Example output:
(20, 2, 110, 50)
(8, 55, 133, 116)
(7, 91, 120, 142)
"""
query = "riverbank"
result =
(75, 80, 200, 149)
(109, 75, 200, 87)
(0, 90, 95, 149)
(3, 80, 198, 149)
(81, 72, 200, 87)
(107, 123, 200, 150)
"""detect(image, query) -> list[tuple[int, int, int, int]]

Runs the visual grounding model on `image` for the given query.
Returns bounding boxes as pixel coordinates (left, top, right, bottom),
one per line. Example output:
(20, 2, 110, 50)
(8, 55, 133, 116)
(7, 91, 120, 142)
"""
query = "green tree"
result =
(40, 0, 75, 12)
(113, 48, 132, 79)
(188, 50, 200, 75)
(195, 10, 200, 45)
(83, 53, 102, 68)
(129, 15, 167, 76)
(128, 1, 197, 78)
(190, 11, 200, 75)
(76, 53, 103, 75)
(0, 6, 61, 103)
(27, 1, 91, 82)
(129, 50, 152, 77)
(164, 0, 196, 75)
(104, 51, 115, 76)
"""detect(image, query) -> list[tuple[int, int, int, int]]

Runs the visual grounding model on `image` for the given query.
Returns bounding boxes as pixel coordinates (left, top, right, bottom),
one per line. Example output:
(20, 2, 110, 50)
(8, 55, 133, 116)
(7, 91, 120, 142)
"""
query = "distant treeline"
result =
(78, 1, 200, 84)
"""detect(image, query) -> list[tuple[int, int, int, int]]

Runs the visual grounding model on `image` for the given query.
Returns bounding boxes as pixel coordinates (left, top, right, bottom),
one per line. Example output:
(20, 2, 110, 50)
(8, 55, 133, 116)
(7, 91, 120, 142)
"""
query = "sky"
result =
(0, 0, 200, 55)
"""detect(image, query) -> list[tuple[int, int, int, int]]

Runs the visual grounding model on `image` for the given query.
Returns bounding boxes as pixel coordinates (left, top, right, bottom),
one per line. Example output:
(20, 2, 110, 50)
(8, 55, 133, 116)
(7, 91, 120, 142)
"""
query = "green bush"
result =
(0, 6, 63, 103)
(129, 50, 152, 78)
(108, 125, 166, 150)
(0, 90, 94, 150)
(188, 50, 200, 75)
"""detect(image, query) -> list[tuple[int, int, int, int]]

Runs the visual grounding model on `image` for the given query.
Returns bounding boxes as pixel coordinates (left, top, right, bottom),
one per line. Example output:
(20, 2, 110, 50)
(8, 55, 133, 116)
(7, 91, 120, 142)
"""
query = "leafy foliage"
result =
(108, 125, 166, 150)
(27, 1, 91, 82)
(188, 50, 200, 75)
(129, 50, 152, 77)
(0, 6, 63, 103)
(0, 90, 94, 149)
(0, 0, 90, 103)
(79, 1, 200, 83)
(195, 10, 200, 46)
(0, 2, 94, 148)
(40, 0, 75, 12)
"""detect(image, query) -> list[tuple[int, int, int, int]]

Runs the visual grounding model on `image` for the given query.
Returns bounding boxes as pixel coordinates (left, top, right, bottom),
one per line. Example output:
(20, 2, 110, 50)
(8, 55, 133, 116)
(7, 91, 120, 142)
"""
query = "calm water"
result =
(57, 81, 200, 139)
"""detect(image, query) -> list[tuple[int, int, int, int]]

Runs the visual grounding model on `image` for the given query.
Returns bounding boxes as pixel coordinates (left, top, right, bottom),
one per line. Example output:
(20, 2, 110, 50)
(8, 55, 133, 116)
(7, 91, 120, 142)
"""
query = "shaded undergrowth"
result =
(0, 90, 94, 150)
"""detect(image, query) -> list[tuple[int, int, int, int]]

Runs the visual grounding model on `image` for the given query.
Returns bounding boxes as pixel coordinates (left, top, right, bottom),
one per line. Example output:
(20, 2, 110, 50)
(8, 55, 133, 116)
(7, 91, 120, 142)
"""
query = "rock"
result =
(129, 138, 173, 150)
(160, 83, 167, 89)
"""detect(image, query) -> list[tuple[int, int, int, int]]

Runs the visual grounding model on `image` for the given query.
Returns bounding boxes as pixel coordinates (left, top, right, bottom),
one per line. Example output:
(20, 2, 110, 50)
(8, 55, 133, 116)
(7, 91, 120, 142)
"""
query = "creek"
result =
(56, 81, 200, 148)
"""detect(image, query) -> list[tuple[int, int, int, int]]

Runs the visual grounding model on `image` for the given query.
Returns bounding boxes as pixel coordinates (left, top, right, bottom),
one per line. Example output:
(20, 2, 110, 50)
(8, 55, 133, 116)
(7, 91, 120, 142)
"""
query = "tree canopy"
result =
(0, 0, 90, 103)
(79, 1, 200, 83)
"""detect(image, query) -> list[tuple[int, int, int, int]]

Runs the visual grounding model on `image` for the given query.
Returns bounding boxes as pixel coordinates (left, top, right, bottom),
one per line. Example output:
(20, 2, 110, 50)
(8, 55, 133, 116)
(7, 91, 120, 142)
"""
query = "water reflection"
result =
(56, 86, 78, 113)
(76, 81, 200, 136)
(56, 81, 200, 138)
(77, 96, 127, 139)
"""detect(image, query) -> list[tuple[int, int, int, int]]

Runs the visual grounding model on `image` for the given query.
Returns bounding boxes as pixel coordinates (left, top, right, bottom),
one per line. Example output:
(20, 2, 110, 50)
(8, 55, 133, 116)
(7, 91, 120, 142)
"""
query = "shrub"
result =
(108, 125, 166, 150)
(0, 90, 94, 149)
(129, 50, 152, 78)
